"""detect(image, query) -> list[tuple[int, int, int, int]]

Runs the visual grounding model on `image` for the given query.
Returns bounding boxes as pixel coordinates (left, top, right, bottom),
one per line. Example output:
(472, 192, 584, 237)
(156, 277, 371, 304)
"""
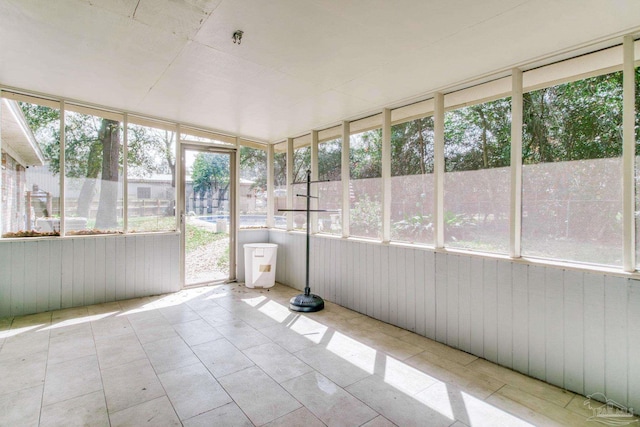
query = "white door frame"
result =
(178, 142, 237, 288)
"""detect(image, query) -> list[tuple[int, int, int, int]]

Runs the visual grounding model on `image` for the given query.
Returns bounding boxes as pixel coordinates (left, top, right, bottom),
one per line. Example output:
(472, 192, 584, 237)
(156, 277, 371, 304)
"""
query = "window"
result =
(239, 145, 267, 228)
(1, 96, 60, 237)
(350, 128, 382, 239)
(137, 187, 151, 199)
(444, 97, 511, 253)
(318, 137, 342, 235)
(522, 72, 623, 266)
(127, 119, 176, 233)
(64, 107, 124, 234)
(273, 142, 287, 229)
(391, 116, 435, 244)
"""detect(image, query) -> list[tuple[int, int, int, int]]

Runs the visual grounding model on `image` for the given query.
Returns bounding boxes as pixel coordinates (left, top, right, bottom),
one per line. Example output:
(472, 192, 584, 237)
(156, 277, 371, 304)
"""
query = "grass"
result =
(185, 223, 227, 253)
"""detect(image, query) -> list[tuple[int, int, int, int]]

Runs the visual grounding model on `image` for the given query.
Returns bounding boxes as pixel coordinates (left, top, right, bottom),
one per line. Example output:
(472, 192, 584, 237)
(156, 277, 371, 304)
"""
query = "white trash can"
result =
(244, 243, 278, 288)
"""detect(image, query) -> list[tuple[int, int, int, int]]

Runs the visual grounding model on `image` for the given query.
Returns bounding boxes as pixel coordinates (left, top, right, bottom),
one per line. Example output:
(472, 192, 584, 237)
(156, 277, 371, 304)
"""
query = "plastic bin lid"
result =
(243, 243, 278, 249)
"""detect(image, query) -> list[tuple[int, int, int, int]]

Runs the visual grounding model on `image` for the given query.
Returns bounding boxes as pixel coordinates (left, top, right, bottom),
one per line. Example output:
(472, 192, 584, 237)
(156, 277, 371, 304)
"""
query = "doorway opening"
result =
(181, 146, 236, 286)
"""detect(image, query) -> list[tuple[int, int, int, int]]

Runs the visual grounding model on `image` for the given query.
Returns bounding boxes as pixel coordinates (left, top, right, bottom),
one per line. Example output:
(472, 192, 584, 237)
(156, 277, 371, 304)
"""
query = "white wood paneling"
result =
(72, 238, 85, 307)
(36, 240, 50, 313)
(469, 257, 484, 357)
(628, 279, 640, 411)
(0, 234, 179, 318)
(423, 251, 436, 340)
(604, 275, 628, 405)
(115, 237, 126, 300)
(527, 265, 546, 380)
(414, 248, 426, 337)
(84, 238, 95, 305)
(496, 260, 513, 369)
(48, 239, 62, 311)
(104, 238, 115, 302)
(272, 231, 638, 409)
(396, 246, 408, 329)
(11, 242, 25, 315)
(545, 267, 564, 387)
(482, 259, 498, 363)
(563, 269, 584, 394)
(0, 243, 11, 316)
(405, 248, 416, 332)
(457, 255, 471, 353)
(446, 254, 459, 348)
(60, 239, 74, 309)
(373, 244, 382, 320)
(23, 242, 38, 314)
(583, 273, 606, 397)
(435, 252, 447, 342)
(511, 262, 529, 374)
(388, 246, 398, 326)
(94, 237, 106, 304)
(5, 230, 636, 408)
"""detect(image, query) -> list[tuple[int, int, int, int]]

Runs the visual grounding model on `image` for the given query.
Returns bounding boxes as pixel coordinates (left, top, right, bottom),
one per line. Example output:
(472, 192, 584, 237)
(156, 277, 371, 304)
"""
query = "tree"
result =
(20, 104, 176, 230)
(191, 153, 230, 209)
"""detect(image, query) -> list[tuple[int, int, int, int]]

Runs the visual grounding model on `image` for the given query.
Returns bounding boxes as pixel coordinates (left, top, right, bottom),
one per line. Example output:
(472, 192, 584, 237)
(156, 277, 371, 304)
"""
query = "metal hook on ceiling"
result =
(232, 30, 243, 45)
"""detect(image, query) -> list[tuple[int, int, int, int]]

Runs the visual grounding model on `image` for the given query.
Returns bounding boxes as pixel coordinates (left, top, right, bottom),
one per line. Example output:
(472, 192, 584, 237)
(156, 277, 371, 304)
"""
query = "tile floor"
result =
(0, 283, 634, 426)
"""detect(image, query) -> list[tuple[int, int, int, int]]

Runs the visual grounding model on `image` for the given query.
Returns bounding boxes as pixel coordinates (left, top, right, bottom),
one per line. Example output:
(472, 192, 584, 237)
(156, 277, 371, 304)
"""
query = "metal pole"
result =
(305, 169, 311, 295)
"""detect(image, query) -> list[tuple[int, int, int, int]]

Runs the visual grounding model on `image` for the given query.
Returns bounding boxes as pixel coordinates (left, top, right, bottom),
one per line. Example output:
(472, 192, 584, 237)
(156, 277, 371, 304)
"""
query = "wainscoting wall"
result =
(269, 229, 640, 410)
(1, 228, 637, 410)
(0, 233, 180, 318)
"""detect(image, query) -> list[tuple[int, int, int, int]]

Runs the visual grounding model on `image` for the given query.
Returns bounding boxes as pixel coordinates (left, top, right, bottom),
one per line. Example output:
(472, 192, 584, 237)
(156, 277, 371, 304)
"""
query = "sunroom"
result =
(0, 1, 639, 426)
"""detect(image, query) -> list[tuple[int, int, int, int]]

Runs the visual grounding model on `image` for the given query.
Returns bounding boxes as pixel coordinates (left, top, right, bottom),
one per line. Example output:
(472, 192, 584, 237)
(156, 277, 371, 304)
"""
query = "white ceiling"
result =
(1, 0, 639, 143)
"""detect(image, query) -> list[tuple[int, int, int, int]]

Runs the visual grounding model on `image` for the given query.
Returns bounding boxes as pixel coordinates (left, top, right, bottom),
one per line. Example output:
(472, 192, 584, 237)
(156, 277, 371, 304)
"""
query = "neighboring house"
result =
(1, 99, 45, 234)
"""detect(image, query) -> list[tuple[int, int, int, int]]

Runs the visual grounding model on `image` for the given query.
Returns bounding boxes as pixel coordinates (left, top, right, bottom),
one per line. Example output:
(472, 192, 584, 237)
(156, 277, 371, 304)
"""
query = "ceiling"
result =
(1, 0, 639, 143)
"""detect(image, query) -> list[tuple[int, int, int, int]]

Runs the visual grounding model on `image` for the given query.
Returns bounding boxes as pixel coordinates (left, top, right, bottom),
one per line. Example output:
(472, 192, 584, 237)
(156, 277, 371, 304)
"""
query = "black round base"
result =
(289, 293, 325, 312)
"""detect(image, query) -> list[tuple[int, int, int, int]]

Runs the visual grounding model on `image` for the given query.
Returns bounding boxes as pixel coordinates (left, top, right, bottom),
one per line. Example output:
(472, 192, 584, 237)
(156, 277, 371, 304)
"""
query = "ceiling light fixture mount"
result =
(232, 30, 243, 45)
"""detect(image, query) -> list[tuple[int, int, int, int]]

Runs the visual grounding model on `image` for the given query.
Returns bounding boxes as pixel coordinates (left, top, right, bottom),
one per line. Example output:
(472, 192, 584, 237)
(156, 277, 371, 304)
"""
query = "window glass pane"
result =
(1, 98, 60, 237)
(318, 138, 342, 235)
(240, 146, 267, 228)
(273, 143, 286, 229)
(64, 109, 123, 234)
(391, 116, 434, 244)
(293, 146, 310, 230)
(127, 123, 176, 232)
(444, 98, 511, 253)
(350, 129, 382, 239)
(523, 72, 623, 266)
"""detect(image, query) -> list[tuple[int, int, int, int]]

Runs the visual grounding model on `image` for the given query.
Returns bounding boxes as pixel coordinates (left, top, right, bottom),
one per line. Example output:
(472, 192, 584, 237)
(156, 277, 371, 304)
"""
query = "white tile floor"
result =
(0, 283, 634, 426)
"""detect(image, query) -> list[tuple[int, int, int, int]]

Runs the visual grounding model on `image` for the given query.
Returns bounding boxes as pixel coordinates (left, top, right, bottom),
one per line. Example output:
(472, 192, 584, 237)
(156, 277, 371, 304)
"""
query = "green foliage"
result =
(444, 98, 512, 172)
(391, 117, 434, 176)
(350, 129, 382, 179)
(191, 153, 230, 196)
(240, 146, 266, 189)
(293, 146, 310, 183)
(392, 214, 433, 241)
(318, 138, 342, 181)
(350, 194, 381, 237)
(127, 125, 175, 180)
(523, 71, 626, 163)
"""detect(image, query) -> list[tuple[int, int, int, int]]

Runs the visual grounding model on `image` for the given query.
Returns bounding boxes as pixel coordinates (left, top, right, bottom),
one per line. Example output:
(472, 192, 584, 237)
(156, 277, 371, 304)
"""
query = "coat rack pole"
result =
(288, 169, 324, 312)
(305, 169, 311, 296)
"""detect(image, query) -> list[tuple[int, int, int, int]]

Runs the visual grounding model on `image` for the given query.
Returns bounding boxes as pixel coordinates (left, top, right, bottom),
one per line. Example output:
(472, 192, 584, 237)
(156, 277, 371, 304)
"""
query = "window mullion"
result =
(382, 108, 391, 243)
(623, 35, 636, 272)
(510, 68, 523, 258)
(342, 121, 350, 238)
(434, 93, 445, 248)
